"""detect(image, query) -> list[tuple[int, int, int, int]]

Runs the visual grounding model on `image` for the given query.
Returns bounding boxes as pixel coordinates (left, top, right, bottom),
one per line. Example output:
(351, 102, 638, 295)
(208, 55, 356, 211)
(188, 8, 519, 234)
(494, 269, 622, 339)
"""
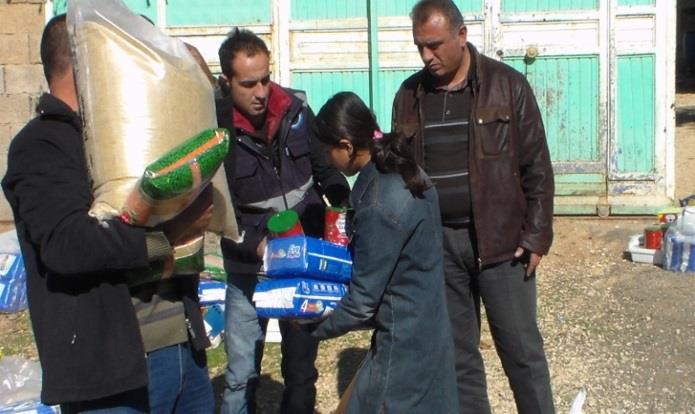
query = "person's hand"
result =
(256, 236, 268, 259)
(163, 185, 213, 245)
(514, 246, 543, 279)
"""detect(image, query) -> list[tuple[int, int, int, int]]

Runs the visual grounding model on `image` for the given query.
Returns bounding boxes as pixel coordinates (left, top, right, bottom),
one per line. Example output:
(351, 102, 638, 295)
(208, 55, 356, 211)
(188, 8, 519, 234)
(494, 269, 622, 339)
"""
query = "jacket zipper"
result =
(185, 318, 196, 340)
(470, 75, 483, 269)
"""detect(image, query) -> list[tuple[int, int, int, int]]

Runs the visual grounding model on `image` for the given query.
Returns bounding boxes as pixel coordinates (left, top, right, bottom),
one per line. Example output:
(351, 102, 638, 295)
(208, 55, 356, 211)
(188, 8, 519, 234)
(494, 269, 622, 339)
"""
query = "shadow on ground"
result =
(212, 374, 284, 414)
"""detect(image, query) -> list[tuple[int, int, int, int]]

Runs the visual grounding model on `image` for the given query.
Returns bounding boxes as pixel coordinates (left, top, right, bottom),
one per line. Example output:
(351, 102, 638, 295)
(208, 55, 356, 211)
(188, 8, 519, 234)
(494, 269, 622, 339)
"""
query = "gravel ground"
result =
(2, 219, 694, 414)
(236, 217, 694, 414)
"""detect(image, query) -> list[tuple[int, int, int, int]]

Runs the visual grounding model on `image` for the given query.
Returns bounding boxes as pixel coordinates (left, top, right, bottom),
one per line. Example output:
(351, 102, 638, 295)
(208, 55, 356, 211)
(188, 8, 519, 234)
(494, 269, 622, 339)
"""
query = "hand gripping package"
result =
(254, 236, 352, 319)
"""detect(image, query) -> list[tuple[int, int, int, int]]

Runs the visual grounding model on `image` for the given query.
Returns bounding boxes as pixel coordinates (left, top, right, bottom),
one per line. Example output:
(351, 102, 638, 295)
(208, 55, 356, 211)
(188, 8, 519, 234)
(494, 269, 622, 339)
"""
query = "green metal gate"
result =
(52, 0, 676, 214)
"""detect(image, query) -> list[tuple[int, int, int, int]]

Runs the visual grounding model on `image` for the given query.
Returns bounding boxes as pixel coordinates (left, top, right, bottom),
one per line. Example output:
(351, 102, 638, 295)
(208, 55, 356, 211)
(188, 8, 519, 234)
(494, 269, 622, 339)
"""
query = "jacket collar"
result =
(350, 161, 378, 207)
(232, 82, 293, 142)
(37, 93, 82, 131)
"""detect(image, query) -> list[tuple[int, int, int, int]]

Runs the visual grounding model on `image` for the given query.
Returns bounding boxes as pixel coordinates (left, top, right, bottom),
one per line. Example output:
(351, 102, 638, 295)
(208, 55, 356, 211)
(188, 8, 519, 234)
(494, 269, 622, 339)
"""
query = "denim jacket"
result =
(313, 162, 458, 413)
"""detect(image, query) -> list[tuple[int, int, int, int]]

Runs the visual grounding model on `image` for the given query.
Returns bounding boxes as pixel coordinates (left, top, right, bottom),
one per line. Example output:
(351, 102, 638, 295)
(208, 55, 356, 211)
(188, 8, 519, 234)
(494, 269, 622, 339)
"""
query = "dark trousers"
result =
(442, 226, 555, 414)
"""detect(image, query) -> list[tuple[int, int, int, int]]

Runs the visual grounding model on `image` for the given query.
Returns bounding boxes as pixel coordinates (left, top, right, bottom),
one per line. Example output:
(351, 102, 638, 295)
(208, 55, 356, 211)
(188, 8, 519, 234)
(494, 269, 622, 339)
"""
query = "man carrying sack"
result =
(2, 14, 214, 412)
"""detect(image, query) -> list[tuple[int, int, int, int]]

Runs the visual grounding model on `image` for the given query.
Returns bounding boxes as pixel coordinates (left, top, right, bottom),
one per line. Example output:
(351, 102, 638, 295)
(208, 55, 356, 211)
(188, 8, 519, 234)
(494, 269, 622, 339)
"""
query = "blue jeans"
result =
(60, 343, 213, 414)
(221, 273, 318, 414)
(147, 342, 214, 413)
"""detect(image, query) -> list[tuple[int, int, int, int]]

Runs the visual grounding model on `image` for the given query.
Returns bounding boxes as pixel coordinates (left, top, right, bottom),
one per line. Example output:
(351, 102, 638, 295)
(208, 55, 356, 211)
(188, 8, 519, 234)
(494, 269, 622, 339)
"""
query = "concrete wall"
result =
(0, 0, 47, 222)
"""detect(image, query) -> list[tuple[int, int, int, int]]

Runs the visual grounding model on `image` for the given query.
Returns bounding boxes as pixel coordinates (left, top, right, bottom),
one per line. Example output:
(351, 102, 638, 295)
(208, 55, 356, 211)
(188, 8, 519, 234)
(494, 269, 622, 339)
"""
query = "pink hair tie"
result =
(373, 130, 384, 141)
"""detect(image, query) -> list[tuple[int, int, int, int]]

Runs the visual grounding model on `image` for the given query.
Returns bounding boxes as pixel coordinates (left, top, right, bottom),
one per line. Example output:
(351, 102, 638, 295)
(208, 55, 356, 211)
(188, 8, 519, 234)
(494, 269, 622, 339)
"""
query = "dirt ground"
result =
(241, 218, 694, 414)
(2, 96, 695, 412)
(3, 218, 693, 413)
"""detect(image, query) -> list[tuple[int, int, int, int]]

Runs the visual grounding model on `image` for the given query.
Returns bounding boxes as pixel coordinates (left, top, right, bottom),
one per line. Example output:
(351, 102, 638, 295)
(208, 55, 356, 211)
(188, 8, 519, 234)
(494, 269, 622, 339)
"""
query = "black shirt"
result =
(421, 56, 476, 226)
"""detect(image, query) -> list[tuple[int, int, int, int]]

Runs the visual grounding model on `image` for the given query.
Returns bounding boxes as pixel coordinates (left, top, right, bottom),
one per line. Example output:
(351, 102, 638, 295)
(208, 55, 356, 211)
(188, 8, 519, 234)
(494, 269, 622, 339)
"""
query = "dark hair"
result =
(411, 0, 464, 33)
(314, 92, 428, 198)
(40, 14, 70, 84)
(218, 28, 270, 77)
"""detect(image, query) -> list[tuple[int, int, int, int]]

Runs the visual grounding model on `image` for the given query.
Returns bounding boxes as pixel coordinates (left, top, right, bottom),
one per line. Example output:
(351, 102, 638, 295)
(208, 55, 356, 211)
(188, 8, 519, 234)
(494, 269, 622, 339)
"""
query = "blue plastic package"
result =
(0, 401, 58, 414)
(202, 303, 225, 348)
(0, 254, 27, 313)
(198, 279, 226, 306)
(253, 278, 347, 319)
(264, 236, 352, 283)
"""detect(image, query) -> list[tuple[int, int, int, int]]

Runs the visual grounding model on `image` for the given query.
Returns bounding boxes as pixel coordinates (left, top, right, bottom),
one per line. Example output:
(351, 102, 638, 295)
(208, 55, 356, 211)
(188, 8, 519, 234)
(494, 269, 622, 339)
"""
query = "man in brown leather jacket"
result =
(391, 1, 555, 413)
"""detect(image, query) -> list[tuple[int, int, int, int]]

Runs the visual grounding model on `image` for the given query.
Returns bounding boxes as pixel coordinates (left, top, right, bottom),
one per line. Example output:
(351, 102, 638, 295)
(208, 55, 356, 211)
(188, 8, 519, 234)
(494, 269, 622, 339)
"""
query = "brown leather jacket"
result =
(391, 43, 554, 266)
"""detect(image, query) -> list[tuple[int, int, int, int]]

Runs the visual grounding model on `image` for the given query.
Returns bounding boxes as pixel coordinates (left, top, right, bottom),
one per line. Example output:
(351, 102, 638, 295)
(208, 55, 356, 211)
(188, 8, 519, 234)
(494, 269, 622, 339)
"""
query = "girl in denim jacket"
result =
(311, 92, 458, 414)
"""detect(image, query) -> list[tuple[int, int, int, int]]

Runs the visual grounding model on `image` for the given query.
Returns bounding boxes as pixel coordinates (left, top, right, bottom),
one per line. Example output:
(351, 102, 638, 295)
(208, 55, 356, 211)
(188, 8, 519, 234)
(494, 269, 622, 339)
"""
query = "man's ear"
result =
(458, 24, 468, 47)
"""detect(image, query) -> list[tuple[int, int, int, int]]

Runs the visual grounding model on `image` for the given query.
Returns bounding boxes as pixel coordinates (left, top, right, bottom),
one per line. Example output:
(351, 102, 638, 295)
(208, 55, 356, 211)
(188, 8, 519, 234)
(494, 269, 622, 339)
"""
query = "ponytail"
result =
(372, 132, 428, 198)
(315, 91, 429, 198)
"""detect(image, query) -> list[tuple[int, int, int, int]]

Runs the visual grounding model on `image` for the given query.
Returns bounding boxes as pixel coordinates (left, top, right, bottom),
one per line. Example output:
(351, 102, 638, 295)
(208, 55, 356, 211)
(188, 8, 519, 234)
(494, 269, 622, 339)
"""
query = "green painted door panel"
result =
(53, 0, 156, 21)
(291, 0, 367, 20)
(506, 56, 600, 163)
(291, 71, 371, 117)
(554, 174, 605, 196)
(502, 0, 598, 12)
(53, 0, 67, 15)
(166, 0, 270, 26)
(291, 0, 481, 20)
(615, 55, 655, 174)
(290, 70, 416, 130)
(374, 70, 417, 129)
(374, 0, 482, 16)
(618, 0, 655, 5)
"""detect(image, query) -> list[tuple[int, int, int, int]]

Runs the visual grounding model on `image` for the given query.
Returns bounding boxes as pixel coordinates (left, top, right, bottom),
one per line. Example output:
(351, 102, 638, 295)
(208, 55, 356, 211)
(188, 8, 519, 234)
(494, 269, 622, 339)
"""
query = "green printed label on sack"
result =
(121, 128, 230, 227)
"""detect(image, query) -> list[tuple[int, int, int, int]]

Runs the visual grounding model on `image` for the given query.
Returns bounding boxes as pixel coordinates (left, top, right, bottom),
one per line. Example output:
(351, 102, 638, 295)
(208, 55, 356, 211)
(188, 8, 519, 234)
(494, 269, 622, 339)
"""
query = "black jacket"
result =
(216, 83, 349, 275)
(1, 94, 206, 404)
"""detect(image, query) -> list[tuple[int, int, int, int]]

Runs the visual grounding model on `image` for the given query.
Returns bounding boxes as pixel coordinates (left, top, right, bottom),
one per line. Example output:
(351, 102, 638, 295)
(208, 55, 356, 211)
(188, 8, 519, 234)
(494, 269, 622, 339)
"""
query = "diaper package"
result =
(253, 278, 347, 319)
(264, 236, 352, 283)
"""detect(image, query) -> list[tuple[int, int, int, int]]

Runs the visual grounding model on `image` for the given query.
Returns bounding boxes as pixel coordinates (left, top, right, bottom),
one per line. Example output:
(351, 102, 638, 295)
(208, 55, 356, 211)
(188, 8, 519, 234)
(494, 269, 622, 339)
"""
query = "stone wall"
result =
(0, 0, 47, 221)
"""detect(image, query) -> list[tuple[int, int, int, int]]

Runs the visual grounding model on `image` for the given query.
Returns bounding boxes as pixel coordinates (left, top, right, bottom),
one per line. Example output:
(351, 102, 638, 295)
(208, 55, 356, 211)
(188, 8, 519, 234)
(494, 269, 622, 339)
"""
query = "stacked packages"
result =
(198, 278, 227, 348)
(663, 206, 695, 272)
(254, 236, 352, 319)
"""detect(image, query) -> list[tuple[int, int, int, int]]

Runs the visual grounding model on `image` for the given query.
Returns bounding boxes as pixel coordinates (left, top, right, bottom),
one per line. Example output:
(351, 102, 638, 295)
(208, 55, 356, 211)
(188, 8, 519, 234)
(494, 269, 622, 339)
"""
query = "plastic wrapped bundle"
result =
(253, 278, 347, 319)
(121, 128, 229, 227)
(67, 0, 241, 240)
(0, 231, 27, 314)
(264, 236, 352, 283)
(0, 254, 27, 313)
